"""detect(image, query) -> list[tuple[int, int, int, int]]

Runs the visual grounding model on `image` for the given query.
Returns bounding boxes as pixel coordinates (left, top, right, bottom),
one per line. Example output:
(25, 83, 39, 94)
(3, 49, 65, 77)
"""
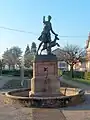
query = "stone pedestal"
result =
(29, 55, 60, 97)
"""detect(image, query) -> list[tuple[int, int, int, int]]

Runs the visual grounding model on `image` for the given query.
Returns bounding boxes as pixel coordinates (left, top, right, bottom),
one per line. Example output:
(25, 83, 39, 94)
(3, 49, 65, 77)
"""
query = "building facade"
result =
(52, 48, 69, 71)
(86, 33, 90, 71)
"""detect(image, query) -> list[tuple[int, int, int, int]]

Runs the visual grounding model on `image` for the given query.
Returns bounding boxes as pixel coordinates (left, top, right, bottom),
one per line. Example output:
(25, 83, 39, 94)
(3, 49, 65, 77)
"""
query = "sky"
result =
(0, 0, 90, 56)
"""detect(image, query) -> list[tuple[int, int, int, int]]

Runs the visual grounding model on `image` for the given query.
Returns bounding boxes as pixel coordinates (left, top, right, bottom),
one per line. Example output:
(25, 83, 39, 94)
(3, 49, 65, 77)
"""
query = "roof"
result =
(52, 48, 86, 62)
(86, 32, 90, 49)
(52, 48, 66, 61)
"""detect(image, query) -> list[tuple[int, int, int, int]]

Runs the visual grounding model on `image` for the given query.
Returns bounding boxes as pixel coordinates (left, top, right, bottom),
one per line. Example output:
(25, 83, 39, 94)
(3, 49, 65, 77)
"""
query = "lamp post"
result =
(0, 57, 2, 79)
(21, 55, 24, 86)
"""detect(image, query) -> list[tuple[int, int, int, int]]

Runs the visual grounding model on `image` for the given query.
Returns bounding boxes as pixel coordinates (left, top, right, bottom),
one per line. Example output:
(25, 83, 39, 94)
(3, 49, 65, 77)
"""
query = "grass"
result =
(72, 78, 90, 85)
(63, 75, 90, 85)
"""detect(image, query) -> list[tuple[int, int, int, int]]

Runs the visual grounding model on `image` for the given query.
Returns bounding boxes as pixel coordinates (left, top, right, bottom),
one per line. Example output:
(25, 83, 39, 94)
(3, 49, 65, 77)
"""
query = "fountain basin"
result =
(4, 87, 85, 108)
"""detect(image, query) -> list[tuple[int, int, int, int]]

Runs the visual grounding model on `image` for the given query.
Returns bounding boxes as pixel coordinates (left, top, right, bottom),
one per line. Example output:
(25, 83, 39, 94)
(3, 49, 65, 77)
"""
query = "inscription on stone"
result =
(37, 63, 55, 75)
(44, 67, 48, 72)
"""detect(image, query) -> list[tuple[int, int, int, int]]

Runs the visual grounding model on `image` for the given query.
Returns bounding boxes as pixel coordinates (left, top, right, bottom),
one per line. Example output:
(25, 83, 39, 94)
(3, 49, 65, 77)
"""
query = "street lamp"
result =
(21, 55, 24, 86)
(0, 57, 2, 79)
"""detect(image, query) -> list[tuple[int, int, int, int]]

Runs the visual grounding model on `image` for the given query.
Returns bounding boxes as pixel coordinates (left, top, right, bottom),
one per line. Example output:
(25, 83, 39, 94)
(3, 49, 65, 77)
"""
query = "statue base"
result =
(29, 54, 60, 97)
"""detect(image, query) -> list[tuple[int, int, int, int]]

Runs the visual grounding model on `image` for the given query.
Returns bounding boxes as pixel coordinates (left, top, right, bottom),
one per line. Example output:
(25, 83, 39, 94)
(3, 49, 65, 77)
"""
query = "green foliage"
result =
(31, 42, 37, 53)
(24, 44, 35, 68)
(1, 69, 33, 77)
(58, 69, 62, 76)
(70, 77, 90, 85)
(2, 70, 13, 75)
(63, 70, 90, 81)
(31, 42, 36, 49)
(63, 71, 85, 79)
(25, 44, 30, 55)
(73, 78, 90, 85)
(63, 71, 90, 85)
(73, 71, 85, 78)
(63, 71, 71, 77)
(84, 72, 90, 80)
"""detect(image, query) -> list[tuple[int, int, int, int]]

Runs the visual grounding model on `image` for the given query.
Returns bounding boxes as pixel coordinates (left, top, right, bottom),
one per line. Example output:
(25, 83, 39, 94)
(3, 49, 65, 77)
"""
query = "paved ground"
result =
(61, 93, 90, 120)
(0, 94, 66, 120)
(60, 77, 90, 120)
(0, 76, 29, 91)
(0, 93, 90, 120)
(60, 76, 90, 90)
(0, 76, 90, 120)
(62, 110, 90, 120)
(0, 76, 21, 88)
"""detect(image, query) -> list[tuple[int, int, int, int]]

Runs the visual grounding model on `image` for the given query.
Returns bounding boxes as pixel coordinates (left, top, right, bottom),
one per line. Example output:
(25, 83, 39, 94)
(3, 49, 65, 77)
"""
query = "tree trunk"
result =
(70, 64, 74, 78)
(2, 65, 5, 70)
(12, 65, 15, 70)
(0, 67, 2, 76)
(9, 64, 10, 71)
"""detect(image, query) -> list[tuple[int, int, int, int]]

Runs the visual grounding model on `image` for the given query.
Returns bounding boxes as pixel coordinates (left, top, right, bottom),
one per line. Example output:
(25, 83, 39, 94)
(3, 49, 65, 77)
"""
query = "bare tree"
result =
(2, 46, 22, 70)
(62, 44, 84, 77)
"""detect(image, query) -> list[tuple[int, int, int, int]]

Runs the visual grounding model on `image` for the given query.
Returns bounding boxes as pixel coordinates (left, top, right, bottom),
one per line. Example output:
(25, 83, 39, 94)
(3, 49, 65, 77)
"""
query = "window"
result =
(59, 62, 66, 68)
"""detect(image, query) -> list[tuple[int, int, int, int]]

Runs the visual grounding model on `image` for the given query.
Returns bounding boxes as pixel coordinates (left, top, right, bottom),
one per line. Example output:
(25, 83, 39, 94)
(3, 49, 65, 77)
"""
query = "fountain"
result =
(5, 15, 85, 108)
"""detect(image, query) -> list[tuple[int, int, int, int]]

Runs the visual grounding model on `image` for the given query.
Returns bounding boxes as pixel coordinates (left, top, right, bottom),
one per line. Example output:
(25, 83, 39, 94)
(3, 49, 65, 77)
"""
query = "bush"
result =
(63, 71, 85, 79)
(63, 71, 70, 76)
(2, 70, 14, 75)
(1, 69, 33, 77)
(58, 69, 63, 76)
(84, 72, 90, 80)
(73, 71, 85, 79)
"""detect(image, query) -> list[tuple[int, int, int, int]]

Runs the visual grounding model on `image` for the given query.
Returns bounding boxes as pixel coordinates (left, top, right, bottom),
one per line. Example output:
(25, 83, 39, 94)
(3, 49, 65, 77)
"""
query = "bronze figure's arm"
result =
(50, 23, 58, 36)
(43, 16, 46, 23)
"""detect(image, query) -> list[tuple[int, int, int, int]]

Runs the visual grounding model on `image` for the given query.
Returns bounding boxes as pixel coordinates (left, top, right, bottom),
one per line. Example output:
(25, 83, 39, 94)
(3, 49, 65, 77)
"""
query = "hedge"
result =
(73, 71, 85, 79)
(1, 69, 33, 77)
(84, 72, 90, 80)
(63, 71, 85, 79)
(2, 69, 90, 80)
(63, 70, 90, 80)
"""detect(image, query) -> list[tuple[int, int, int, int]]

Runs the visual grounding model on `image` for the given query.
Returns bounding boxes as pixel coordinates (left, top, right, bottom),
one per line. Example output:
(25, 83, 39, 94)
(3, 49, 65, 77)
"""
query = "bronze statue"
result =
(40, 35, 60, 54)
(37, 15, 59, 55)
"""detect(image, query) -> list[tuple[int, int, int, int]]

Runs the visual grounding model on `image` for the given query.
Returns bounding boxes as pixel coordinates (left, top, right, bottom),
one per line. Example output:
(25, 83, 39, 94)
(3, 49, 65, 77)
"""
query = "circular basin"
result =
(4, 87, 85, 108)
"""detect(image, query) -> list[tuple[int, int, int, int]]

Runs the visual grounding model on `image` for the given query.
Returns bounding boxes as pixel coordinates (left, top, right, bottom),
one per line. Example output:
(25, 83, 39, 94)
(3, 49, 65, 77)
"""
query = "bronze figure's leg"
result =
(37, 41, 43, 54)
(56, 43, 60, 47)
(40, 43, 47, 55)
